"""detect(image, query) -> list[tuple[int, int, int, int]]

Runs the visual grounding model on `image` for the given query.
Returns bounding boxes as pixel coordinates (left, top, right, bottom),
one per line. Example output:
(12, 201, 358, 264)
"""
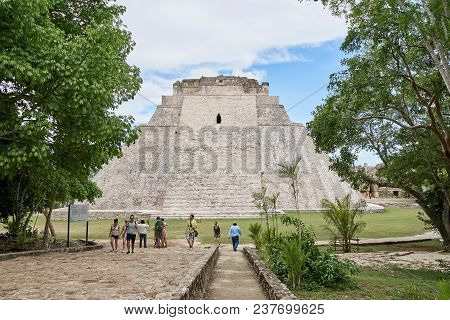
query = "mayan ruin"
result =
(90, 76, 360, 218)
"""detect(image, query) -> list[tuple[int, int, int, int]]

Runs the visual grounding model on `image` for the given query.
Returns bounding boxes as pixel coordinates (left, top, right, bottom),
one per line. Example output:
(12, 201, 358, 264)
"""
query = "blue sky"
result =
(116, 0, 379, 165)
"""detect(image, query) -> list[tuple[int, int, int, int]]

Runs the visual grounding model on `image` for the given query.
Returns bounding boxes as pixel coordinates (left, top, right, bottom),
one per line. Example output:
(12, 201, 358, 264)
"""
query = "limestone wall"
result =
(86, 76, 362, 218)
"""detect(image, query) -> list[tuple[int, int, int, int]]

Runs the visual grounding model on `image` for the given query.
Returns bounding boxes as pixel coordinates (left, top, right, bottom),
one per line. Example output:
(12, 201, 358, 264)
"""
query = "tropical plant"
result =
(249, 222, 263, 249)
(280, 236, 310, 289)
(277, 156, 302, 218)
(321, 195, 366, 253)
(268, 192, 280, 233)
(249, 213, 358, 290)
(252, 187, 273, 241)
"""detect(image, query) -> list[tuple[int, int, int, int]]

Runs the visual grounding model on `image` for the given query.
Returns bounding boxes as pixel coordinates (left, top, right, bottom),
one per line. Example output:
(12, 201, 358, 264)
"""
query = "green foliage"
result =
(437, 280, 450, 300)
(251, 214, 358, 290)
(321, 194, 366, 252)
(304, 0, 450, 248)
(306, 250, 358, 289)
(0, 0, 142, 236)
(277, 157, 302, 214)
(280, 237, 310, 289)
(397, 283, 430, 300)
(248, 222, 263, 249)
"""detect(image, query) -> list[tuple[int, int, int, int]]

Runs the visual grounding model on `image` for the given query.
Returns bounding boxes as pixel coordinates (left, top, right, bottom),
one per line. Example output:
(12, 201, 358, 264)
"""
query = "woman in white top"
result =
(109, 218, 120, 252)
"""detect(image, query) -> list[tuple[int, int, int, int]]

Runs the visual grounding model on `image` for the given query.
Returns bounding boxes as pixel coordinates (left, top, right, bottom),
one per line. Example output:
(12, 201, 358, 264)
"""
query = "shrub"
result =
(251, 213, 358, 291)
(249, 223, 263, 249)
(306, 250, 358, 289)
(280, 237, 310, 289)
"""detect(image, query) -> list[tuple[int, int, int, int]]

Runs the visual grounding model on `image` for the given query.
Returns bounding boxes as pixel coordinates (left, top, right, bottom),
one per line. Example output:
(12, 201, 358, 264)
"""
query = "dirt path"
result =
(342, 251, 450, 270)
(205, 245, 267, 300)
(0, 240, 209, 300)
(316, 231, 441, 246)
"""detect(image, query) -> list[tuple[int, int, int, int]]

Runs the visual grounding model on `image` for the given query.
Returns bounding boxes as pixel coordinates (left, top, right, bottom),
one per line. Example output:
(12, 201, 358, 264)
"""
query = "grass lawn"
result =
(294, 267, 448, 300)
(11, 207, 426, 245)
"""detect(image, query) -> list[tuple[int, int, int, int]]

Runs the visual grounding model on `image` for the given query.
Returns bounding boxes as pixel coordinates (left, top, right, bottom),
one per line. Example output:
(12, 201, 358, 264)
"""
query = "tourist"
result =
(154, 217, 163, 248)
(161, 218, 168, 248)
(185, 214, 198, 249)
(109, 218, 120, 252)
(228, 222, 241, 251)
(137, 219, 149, 248)
(213, 221, 221, 246)
(121, 219, 129, 253)
(126, 214, 138, 254)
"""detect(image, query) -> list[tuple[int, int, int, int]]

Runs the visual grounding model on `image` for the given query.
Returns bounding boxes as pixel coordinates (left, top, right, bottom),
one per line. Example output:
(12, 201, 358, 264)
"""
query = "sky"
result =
(116, 0, 379, 165)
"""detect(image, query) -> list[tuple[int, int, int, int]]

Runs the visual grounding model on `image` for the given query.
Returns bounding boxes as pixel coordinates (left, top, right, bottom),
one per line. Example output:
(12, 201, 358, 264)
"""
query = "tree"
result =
(321, 195, 366, 253)
(277, 156, 302, 218)
(0, 0, 142, 243)
(303, 0, 450, 250)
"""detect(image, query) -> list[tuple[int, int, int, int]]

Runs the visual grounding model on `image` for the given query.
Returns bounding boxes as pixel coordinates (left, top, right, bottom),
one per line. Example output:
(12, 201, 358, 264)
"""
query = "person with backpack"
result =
(185, 214, 198, 249)
(154, 217, 164, 248)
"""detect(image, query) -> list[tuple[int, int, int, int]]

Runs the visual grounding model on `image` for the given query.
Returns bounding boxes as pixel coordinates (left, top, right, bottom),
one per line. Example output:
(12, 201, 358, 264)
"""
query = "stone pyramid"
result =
(90, 76, 361, 218)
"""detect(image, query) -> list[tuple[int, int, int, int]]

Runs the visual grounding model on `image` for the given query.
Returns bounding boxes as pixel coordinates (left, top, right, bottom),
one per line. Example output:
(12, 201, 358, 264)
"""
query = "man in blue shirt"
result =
(228, 222, 242, 251)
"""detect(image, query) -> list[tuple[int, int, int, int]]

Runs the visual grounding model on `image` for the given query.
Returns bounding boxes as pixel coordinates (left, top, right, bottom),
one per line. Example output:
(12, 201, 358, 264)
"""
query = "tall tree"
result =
(0, 0, 141, 240)
(302, 0, 450, 249)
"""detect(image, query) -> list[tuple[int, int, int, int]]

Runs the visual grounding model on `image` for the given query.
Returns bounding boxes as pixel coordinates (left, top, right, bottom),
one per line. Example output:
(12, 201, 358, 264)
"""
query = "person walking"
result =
(228, 222, 241, 251)
(120, 219, 129, 253)
(109, 218, 120, 252)
(137, 219, 149, 248)
(185, 214, 198, 249)
(126, 215, 138, 254)
(161, 218, 168, 248)
(154, 217, 164, 248)
(213, 221, 221, 246)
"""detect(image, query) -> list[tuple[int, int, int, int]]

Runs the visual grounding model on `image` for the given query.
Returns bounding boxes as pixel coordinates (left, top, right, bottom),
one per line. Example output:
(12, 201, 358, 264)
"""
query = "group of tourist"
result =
(109, 214, 242, 253)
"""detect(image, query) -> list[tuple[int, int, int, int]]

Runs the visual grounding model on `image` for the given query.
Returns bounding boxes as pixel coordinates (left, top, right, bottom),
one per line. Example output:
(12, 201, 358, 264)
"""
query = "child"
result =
(213, 221, 221, 246)
(137, 219, 149, 248)
(161, 218, 168, 248)
(109, 218, 120, 252)
(121, 219, 129, 253)
(154, 217, 163, 248)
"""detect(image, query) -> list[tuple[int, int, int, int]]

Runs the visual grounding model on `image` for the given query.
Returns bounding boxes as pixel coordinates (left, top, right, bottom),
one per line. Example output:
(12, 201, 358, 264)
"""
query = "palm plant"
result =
(280, 236, 310, 289)
(321, 194, 366, 253)
(249, 222, 263, 249)
(268, 192, 280, 233)
(277, 156, 301, 218)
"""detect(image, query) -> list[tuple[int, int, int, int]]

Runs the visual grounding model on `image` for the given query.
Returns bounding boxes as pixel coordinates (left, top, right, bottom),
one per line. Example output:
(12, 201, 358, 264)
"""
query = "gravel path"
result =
(0, 240, 210, 300)
(205, 245, 267, 300)
(342, 251, 450, 271)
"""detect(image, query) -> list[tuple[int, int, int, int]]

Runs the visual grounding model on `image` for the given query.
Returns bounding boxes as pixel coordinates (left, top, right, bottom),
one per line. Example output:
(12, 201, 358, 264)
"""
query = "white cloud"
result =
(116, 0, 347, 124)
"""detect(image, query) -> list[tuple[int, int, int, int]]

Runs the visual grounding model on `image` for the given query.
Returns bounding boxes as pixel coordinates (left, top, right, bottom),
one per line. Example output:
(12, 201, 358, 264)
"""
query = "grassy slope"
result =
(19, 207, 425, 244)
(295, 267, 447, 300)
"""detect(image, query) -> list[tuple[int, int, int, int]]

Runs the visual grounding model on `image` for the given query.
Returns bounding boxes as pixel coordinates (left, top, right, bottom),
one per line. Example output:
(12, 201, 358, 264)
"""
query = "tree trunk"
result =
(442, 195, 450, 251)
(43, 208, 54, 249)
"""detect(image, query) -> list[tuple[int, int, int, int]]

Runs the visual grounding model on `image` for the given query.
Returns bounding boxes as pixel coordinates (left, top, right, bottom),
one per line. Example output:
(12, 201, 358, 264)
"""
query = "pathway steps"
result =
(205, 245, 267, 300)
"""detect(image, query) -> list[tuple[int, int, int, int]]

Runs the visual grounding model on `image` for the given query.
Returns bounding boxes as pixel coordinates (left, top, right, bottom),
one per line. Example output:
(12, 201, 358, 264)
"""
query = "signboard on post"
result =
(69, 204, 89, 222)
(67, 204, 90, 247)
